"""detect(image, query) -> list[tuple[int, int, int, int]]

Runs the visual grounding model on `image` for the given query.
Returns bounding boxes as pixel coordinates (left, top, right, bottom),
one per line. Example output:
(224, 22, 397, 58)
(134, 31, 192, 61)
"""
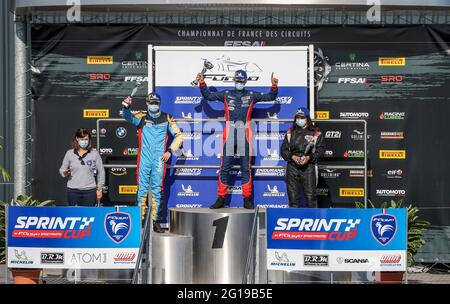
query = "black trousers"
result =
(285, 162, 318, 208)
(67, 188, 97, 207)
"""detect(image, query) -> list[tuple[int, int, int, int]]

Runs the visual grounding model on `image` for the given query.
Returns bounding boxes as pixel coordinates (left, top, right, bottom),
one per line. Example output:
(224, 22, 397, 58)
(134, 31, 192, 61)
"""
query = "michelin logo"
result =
(178, 184, 200, 197)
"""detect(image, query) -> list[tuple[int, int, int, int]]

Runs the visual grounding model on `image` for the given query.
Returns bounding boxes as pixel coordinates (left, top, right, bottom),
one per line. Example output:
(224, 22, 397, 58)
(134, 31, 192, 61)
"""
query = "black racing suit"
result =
(281, 125, 325, 208)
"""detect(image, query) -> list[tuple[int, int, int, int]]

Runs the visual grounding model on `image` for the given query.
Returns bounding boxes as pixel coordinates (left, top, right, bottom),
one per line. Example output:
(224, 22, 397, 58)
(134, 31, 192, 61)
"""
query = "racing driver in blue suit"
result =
(122, 93, 183, 233)
(196, 70, 279, 209)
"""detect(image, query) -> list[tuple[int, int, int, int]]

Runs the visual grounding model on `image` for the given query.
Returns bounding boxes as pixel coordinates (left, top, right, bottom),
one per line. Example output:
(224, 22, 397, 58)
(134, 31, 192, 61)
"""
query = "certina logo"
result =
(337, 77, 367, 84)
(111, 167, 127, 177)
(124, 76, 148, 82)
(378, 57, 406, 66)
(270, 251, 296, 267)
(325, 131, 341, 139)
(379, 150, 406, 159)
(70, 253, 107, 265)
(320, 169, 341, 179)
(11, 249, 33, 265)
(255, 168, 285, 177)
(13, 216, 95, 239)
(380, 112, 405, 120)
(376, 189, 406, 197)
(175, 96, 202, 104)
(264, 149, 283, 160)
(335, 62, 370, 70)
(114, 252, 136, 263)
(224, 40, 267, 47)
(263, 185, 285, 197)
(174, 168, 202, 176)
(337, 257, 369, 264)
(380, 132, 404, 139)
(304, 254, 329, 266)
(339, 188, 365, 197)
(380, 255, 402, 264)
(256, 133, 285, 140)
(121, 61, 147, 68)
(272, 218, 361, 241)
(340, 112, 369, 119)
(178, 184, 200, 196)
(87, 56, 113, 64)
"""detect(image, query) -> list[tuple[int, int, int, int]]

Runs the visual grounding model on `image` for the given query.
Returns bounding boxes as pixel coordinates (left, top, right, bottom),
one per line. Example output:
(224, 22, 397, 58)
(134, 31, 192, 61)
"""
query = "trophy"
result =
(191, 59, 214, 87)
(122, 81, 143, 107)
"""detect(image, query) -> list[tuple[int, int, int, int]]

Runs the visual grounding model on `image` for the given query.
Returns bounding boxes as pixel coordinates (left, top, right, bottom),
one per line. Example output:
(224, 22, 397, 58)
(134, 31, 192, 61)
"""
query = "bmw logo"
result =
(116, 127, 127, 138)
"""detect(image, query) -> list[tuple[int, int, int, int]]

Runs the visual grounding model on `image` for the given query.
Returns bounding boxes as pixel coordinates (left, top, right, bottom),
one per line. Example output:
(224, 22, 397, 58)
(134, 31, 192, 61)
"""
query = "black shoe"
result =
(210, 196, 226, 209)
(244, 198, 254, 209)
(153, 222, 165, 233)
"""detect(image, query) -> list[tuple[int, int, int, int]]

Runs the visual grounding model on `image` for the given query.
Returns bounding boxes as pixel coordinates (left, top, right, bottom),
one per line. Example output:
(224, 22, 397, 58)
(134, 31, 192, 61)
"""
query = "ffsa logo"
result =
(224, 41, 267, 47)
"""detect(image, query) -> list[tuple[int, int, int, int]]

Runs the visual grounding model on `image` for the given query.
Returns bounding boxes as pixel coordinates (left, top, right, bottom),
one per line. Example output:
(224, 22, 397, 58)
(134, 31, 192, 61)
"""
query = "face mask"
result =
(148, 104, 160, 113)
(296, 118, 307, 128)
(235, 82, 245, 90)
(78, 139, 89, 149)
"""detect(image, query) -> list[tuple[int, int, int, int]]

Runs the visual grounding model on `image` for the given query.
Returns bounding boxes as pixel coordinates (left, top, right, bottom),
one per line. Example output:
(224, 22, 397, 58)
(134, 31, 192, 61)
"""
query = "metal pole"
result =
(308, 44, 315, 118)
(364, 120, 367, 208)
(13, 17, 26, 198)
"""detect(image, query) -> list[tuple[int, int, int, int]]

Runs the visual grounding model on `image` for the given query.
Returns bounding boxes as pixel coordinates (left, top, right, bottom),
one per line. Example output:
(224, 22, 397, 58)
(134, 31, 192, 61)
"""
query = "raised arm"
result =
(197, 73, 226, 101)
(254, 72, 279, 103)
(121, 96, 141, 126)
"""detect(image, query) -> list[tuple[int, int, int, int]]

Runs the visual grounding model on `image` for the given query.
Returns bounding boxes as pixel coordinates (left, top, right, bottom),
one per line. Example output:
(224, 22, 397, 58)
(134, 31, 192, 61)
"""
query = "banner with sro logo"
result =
(266, 208, 407, 272)
(7, 206, 140, 269)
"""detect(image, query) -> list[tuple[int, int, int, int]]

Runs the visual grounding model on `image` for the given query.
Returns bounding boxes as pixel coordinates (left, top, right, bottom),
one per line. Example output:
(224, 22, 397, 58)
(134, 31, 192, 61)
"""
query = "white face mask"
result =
(78, 139, 89, 149)
(235, 82, 245, 90)
(296, 118, 307, 128)
(148, 104, 160, 113)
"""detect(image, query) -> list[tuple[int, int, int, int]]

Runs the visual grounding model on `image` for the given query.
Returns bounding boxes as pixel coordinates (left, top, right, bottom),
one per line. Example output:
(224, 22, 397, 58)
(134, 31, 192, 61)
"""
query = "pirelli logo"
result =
(83, 109, 109, 118)
(378, 57, 406, 66)
(119, 185, 138, 194)
(379, 150, 406, 159)
(339, 188, 365, 197)
(315, 111, 330, 120)
(87, 56, 113, 64)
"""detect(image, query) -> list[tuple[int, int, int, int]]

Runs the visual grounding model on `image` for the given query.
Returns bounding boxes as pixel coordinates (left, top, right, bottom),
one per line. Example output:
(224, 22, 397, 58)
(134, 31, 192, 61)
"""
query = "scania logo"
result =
(337, 258, 369, 264)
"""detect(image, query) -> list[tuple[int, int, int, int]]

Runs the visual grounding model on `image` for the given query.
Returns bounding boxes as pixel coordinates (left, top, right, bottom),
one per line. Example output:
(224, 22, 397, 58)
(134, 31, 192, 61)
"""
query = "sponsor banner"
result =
(339, 188, 365, 197)
(314, 111, 329, 120)
(266, 208, 407, 271)
(379, 150, 406, 159)
(86, 56, 113, 64)
(7, 206, 140, 269)
(7, 247, 138, 269)
(380, 131, 404, 139)
(119, 185, 138, 194)
(378, 57, 406, 66)
(267, 249, 406, 272)
(83, 109, 109, 118)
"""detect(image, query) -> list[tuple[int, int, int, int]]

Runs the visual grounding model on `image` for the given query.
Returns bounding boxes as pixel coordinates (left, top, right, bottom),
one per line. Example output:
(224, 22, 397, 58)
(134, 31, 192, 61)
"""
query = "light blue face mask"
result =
(148, 104, 160, 113)
(296, 118, 307, 128)
(235, 82, 245, 91)
(78, 139, 89, 149)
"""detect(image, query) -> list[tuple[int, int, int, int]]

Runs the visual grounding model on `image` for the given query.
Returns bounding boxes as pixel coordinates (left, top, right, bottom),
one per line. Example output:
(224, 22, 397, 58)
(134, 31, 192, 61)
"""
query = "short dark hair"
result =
(72, 128, 93, 151)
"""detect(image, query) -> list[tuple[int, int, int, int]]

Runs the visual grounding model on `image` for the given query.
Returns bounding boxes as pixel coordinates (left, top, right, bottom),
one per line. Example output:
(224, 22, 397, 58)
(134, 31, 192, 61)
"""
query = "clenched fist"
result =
(196, 73, 205, 83)
(122, 96, 132, 108)
(271, 72, 279, 87)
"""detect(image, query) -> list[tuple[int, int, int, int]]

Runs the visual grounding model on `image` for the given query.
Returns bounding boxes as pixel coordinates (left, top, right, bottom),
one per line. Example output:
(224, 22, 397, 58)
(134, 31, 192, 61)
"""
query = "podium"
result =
(151, 208, 255, 284)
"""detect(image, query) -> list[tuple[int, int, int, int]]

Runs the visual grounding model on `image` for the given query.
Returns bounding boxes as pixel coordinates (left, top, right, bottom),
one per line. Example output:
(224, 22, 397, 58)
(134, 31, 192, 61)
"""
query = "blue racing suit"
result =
(122, 106, 183, 221)
(199, 81, 278, 199)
